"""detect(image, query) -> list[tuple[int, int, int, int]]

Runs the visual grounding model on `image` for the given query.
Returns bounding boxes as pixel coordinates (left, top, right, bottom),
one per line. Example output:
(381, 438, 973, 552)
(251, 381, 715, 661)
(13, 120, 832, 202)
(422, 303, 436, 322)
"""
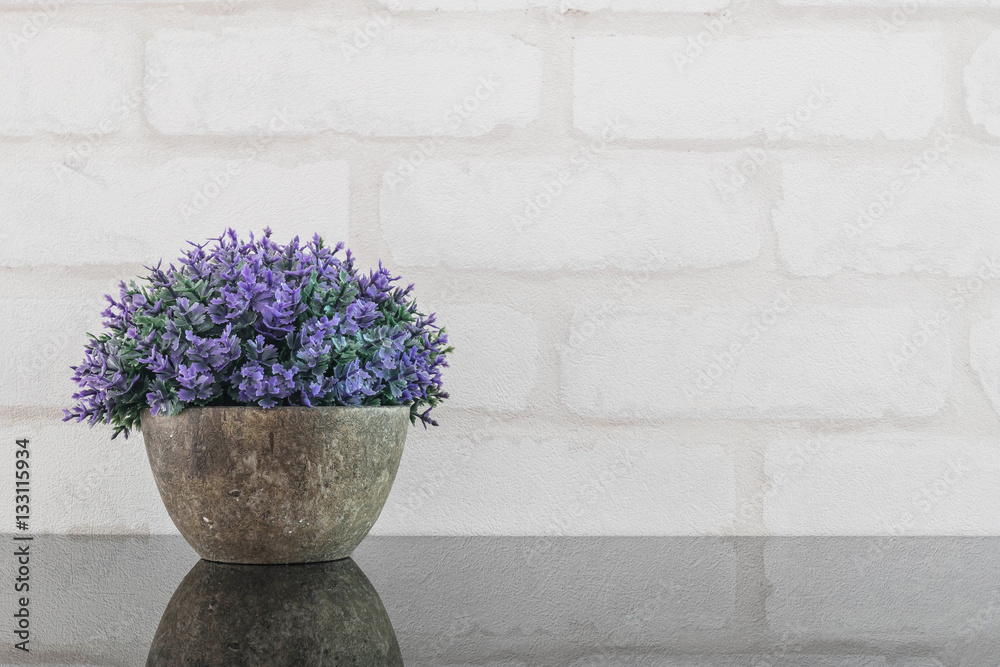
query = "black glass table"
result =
(2, 536, 998, 665)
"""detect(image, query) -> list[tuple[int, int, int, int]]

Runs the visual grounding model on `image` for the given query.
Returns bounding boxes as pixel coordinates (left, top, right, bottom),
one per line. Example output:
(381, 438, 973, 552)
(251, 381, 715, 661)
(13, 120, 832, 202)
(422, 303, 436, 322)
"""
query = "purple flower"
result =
(65, 229, 452, 437)
(64, 229, 451, 437)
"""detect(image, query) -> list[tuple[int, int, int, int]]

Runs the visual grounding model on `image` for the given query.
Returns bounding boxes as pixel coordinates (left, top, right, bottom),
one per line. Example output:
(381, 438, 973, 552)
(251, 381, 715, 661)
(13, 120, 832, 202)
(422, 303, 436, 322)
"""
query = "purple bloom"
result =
(64, 228, 452, 438)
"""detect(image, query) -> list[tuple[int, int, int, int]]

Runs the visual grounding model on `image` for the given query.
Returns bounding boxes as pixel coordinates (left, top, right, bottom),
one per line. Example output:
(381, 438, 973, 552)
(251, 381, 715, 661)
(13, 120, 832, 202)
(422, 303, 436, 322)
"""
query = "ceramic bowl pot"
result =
(140, 406, 409, 564)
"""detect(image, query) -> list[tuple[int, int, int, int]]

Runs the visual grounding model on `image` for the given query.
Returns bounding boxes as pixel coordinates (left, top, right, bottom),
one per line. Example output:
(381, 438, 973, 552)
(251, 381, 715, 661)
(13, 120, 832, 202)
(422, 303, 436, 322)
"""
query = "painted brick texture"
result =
(2, 0, 998, 536)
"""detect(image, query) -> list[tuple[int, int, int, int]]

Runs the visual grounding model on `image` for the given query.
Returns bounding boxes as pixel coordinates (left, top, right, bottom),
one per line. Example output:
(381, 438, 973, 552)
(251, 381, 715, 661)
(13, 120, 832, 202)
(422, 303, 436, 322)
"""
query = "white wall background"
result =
(3, 0, 1000, 536)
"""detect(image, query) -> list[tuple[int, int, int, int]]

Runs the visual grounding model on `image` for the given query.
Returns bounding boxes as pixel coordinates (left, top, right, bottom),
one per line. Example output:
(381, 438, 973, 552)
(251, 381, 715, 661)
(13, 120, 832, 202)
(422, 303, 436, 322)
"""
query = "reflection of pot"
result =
(141, 406, 409, 564)
(146, 558, 403, 666)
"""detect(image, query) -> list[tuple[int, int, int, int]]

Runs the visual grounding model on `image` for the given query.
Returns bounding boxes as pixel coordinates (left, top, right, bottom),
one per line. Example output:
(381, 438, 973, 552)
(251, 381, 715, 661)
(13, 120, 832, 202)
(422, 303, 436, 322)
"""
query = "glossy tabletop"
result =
(1, 536, 998, 666)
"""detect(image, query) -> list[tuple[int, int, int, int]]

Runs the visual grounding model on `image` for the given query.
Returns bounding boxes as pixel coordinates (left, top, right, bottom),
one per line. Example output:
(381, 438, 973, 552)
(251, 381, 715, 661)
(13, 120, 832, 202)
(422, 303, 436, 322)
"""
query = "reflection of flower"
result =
(64, 228, 451, 438)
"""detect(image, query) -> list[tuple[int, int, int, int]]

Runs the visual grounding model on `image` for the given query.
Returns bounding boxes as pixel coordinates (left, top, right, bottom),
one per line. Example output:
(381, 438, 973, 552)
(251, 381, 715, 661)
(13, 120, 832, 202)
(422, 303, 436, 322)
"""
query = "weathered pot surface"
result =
(140, 406, 409, 564)
(146, 557, 403, 666)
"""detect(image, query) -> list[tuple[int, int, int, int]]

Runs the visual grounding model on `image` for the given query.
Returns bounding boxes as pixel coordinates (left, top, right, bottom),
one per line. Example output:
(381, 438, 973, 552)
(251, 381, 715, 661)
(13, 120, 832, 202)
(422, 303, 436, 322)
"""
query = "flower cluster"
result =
(64, 229, 451, 438)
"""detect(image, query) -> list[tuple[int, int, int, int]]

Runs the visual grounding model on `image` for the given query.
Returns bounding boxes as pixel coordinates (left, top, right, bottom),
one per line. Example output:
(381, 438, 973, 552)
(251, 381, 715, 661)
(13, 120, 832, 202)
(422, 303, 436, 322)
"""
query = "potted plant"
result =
(64, 228, 451, 564)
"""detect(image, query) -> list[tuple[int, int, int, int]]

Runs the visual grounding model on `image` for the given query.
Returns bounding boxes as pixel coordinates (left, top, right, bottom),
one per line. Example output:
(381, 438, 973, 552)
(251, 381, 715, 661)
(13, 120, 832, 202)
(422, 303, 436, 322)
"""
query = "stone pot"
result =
(140, 406, 409, 564)
(146, 557, 403, 666)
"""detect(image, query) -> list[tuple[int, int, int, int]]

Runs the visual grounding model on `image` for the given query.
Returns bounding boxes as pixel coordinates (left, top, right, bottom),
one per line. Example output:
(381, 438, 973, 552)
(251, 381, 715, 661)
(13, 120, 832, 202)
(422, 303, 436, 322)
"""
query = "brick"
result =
(380, 157, 762, 271)
(1, 421, 175, 533)
(378, 0, 728, 11)
(574, 32, 944, 140)
(561, 305, 951, 419)
(0, 0, 242, 3)
(764, 434, 1000, 534)
(767, 538, 1000, 636)
(433, 304, 539, 412)
(967, 31, 1000, 136)
(145, 28, 541, 137)
(774, 146, 1000, 276)
(783, 0, 999, 4)
(375, 431, 736, 534)
(0, 26, 129, 136)
(0, 299, 105, 408)
(0, 0, 244, 2)
(0, 158, 349, 266)
(970, 308, 1000, 416)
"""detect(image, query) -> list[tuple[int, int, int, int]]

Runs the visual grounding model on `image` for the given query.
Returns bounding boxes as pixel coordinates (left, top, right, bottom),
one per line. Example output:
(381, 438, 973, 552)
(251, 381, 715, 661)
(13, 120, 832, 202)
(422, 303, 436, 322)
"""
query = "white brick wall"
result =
(561, 305, 951, 420)
(966, 31, 1000, 136)
(380, 156, 762, 271)
(773, 145, 1000, 276)
(0, 299, 104, 407)
(2, 0, 999, 536)
(574, 32, 945, 140)
(432, 304, 540, 412)
(0, 27, 131, 136)
(0, 159, 349, 266)
(145, 28, 542, 136)
(764, 434, 1000, 534)
(377, 426, 738, 534)
(379, 0, 729, 11)
(782, 0, 1000, 4)
(970, 307, 1000, 417)
(1, 422, 173, 534)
